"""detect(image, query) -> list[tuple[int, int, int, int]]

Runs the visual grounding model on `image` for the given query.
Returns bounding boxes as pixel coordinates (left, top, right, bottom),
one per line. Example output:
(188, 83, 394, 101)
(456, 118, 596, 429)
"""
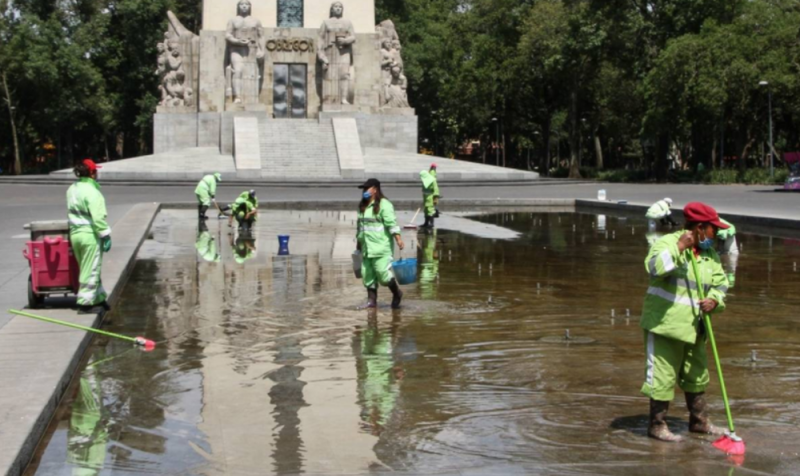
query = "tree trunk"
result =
(594, 129, 603, 169)
(2, 72, 22, 175)
(543, 116, 552, 177)
(501, 131, 506, 168)
(568, 89, 581, 179)
(738, 133, 756, 174)
(655, 133, 670, 182)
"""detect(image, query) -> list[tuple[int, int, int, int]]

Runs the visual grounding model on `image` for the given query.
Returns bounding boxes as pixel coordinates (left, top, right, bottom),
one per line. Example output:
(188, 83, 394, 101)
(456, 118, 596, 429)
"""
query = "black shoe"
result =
(78, 305, 106, 315)
(388, 278, 403, 309)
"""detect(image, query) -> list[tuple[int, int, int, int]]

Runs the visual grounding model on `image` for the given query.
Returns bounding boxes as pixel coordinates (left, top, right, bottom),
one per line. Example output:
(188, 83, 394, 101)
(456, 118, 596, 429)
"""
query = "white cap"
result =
(664, 197, 673, 204)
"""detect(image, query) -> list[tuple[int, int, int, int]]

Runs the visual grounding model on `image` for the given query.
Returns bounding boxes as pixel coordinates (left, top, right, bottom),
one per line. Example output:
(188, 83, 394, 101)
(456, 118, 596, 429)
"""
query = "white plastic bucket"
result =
(352, 250, 363, 278)
(597, 189, 607, 201)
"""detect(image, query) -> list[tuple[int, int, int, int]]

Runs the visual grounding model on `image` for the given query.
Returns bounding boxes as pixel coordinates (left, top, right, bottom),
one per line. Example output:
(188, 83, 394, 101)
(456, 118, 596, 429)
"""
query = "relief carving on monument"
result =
(156, 11, 198, 109)
(225, 0, 266, 106)
(317, 2, 356, 105)
(376, 19, 411, 108)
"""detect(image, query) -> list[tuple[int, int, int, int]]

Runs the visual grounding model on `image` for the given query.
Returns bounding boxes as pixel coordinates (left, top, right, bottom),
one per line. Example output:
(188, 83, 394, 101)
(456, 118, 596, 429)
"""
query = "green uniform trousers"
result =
(71, 232, 107, 306)
(196, 191, 211, 207)
(641, 330, 709, 401)
(361, 255, 395, 289)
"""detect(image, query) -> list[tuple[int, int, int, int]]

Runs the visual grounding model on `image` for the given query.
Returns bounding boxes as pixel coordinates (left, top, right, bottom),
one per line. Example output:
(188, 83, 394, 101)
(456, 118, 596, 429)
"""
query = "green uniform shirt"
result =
(645, 200, 671, 220)
(194, 174, 218, 199)
(357, 198, 400, 258)
(66, 178, 111, 238)
(640, 231, 729, 344)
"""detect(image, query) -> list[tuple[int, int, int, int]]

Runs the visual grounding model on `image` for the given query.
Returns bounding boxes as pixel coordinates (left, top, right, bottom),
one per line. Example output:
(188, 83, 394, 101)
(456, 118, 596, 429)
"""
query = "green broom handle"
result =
(9, 309, 136, 343)
(688, 253, 736, 434)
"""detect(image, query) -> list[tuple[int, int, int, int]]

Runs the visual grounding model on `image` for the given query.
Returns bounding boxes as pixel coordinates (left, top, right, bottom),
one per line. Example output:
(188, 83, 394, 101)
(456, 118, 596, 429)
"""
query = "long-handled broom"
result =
(9, 309, 156, 351)
(404, 208, 422, 230)
(688, 253, 746, 456)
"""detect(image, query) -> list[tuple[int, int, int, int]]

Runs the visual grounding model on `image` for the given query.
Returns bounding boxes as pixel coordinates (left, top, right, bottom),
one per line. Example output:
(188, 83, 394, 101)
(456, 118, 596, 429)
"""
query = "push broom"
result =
(404, 208, 422, 230)
(688, 253, 746, 456)
(9, 309, 156, 351)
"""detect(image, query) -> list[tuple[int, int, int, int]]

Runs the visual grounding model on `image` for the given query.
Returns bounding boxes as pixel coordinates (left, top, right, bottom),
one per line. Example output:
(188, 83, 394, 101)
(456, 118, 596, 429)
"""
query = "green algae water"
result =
(26, 210, 800, 475)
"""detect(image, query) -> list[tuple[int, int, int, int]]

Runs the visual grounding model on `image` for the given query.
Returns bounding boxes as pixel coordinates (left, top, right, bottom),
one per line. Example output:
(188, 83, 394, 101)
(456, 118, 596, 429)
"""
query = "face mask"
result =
(362, 191, 372, 200)
(698, 229, 713, 250)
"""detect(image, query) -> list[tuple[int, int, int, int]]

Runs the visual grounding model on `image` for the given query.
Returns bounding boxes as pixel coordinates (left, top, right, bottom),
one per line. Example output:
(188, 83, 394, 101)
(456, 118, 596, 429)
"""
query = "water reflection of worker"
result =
(227, 189, 258, 233)
(640, 202, 730, 442)
(418, 230, 439, 299)
(716, 218, 738, 288)
(645, 197, 678, 227)
(354, 314, 403, 435)
(230, 234, 256, 264)
(645, 230, 663, 249)
(67, 371, 108, 475)
(195, 221, 221, 262)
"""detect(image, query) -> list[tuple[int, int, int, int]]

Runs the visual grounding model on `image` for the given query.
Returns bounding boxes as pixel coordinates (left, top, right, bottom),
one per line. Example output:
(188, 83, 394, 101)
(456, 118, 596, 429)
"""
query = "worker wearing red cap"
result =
(640, 202, 730, 442)
(419, 163, 440, 229)
(67, 159, 111, 314)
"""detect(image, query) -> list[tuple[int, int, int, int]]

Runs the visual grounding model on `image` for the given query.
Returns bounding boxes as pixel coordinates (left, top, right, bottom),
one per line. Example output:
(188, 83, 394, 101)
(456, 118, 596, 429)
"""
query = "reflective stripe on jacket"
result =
(194, 174, 217, 198)
(645, 200, 671, 220)
(640, 230, 729, 344)
(357, 198, 400, 258)
(66, 178, 111, 238)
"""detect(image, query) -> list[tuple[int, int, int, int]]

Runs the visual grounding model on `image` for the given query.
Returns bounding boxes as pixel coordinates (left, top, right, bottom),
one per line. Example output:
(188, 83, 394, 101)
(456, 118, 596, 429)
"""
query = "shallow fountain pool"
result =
(26, 209, 800, 475)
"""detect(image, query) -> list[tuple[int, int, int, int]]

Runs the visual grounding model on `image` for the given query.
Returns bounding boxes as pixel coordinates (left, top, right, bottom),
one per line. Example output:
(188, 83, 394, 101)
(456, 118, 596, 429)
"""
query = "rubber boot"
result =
(429, 216, 435, 229)
(685, 392, 725, 435)
(421, 215, 430, 228)
(648, 399, 684, 442)
(199, 205, 209, 220)
(360, 287, 377, 309)
(388, 278, 403, 309)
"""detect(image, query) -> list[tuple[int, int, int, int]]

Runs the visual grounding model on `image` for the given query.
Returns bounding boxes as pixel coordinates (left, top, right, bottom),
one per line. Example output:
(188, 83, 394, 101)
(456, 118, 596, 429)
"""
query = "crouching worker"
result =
(356, 179, 405, 309)
(646, 197, 678, 226)
(67, 159, 111, 314)
(641, 202, 730, 442)
(228, 190, 258, 233)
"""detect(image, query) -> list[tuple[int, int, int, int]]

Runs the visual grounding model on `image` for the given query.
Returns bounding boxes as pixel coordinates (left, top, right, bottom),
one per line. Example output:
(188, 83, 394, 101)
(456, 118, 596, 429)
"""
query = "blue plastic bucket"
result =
(392, 258, 418, 285)
(278, 235, 290, 256)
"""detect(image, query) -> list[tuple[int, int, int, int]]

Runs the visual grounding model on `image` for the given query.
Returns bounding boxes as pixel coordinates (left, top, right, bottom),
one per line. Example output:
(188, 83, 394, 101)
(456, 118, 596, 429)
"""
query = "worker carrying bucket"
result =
(67, 159, 112, 314)
(640, 202, 738, 446)
(356, 178, 405, 309)
(646, 197, 678, 227)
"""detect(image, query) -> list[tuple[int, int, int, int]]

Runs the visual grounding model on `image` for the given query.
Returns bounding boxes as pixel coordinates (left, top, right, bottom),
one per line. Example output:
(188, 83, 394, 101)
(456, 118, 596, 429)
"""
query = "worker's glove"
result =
(102, 236, 112, 253)
(211, 197, 216, 203)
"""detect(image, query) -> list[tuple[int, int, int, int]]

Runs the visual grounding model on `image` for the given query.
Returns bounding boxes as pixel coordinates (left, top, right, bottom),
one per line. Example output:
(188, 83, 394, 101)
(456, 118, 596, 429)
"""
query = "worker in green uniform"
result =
(418, 230, 439, 299)
(640, 202, 730, 442)
(356, 178, 405, 309)
(194, 173, 224, 220)
(67, 159, 111, 314)
(419, 163, 440, 229)
(227, 189, 258, 233)
(232, 236, 256, 264)
(646, 197, 678, 226)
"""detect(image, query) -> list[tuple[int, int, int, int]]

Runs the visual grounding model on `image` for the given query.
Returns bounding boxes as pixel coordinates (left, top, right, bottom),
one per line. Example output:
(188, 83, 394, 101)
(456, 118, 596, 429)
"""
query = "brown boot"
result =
(685, 392, 725, 435)
(648, 399, 684, 442)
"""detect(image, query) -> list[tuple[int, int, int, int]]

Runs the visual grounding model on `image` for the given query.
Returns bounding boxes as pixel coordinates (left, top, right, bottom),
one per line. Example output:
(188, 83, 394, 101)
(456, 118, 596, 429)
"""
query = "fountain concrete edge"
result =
(0, 203, 160, 476)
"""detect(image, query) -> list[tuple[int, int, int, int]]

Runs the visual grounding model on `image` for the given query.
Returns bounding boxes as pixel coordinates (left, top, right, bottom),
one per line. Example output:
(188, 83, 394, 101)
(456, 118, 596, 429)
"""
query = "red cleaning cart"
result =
(22, 221, 79, 309)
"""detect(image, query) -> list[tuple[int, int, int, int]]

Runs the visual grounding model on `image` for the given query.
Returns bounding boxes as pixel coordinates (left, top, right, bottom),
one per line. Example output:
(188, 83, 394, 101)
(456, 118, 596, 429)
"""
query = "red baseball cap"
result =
(683, 202, 729, 229)
(430, 163, 438, 169)
(82, 158, 102, 172)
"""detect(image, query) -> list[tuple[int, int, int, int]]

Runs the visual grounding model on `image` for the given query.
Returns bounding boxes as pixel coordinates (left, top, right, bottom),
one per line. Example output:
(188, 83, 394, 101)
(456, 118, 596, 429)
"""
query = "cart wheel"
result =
(27, 275, 44, 309)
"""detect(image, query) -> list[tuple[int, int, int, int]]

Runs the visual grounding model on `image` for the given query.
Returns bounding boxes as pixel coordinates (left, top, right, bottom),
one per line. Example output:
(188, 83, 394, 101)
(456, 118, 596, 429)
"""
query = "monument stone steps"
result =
(258, 119, 340, 177)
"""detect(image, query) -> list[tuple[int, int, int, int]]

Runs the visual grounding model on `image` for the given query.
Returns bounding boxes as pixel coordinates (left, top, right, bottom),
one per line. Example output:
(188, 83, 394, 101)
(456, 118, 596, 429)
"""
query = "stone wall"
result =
(320, 110, 417, 153)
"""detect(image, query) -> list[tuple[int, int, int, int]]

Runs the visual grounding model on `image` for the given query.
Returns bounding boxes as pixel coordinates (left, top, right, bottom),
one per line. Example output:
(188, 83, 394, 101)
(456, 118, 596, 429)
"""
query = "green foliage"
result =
(707, 170, 739, 185)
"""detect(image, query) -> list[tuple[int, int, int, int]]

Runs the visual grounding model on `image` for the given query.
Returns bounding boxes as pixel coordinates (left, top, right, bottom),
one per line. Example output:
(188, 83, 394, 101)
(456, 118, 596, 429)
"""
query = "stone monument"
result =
(225, 0, 266, 107)
(152, 0, 418, 159)
(317, 2, 356, 106)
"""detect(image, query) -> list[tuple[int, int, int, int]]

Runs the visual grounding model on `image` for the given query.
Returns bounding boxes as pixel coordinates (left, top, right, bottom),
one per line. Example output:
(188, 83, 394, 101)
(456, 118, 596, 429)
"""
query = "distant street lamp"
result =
(759, 80, 774, 179)
(491, 117, 499, 166)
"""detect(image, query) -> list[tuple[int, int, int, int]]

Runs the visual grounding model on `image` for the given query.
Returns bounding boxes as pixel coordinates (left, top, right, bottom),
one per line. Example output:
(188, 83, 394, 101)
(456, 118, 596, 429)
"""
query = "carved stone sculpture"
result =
(379, 39, 396, 88)
(156, 12, 198, 109)
(225, 0, 266, 104)
(384, 65, 409, 108)
(317, 2, 356, 105)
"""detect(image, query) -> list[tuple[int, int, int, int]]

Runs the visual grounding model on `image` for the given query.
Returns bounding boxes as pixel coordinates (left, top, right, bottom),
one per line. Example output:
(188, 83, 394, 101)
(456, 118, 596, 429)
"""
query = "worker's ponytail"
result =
(73, 163, 91, 178)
